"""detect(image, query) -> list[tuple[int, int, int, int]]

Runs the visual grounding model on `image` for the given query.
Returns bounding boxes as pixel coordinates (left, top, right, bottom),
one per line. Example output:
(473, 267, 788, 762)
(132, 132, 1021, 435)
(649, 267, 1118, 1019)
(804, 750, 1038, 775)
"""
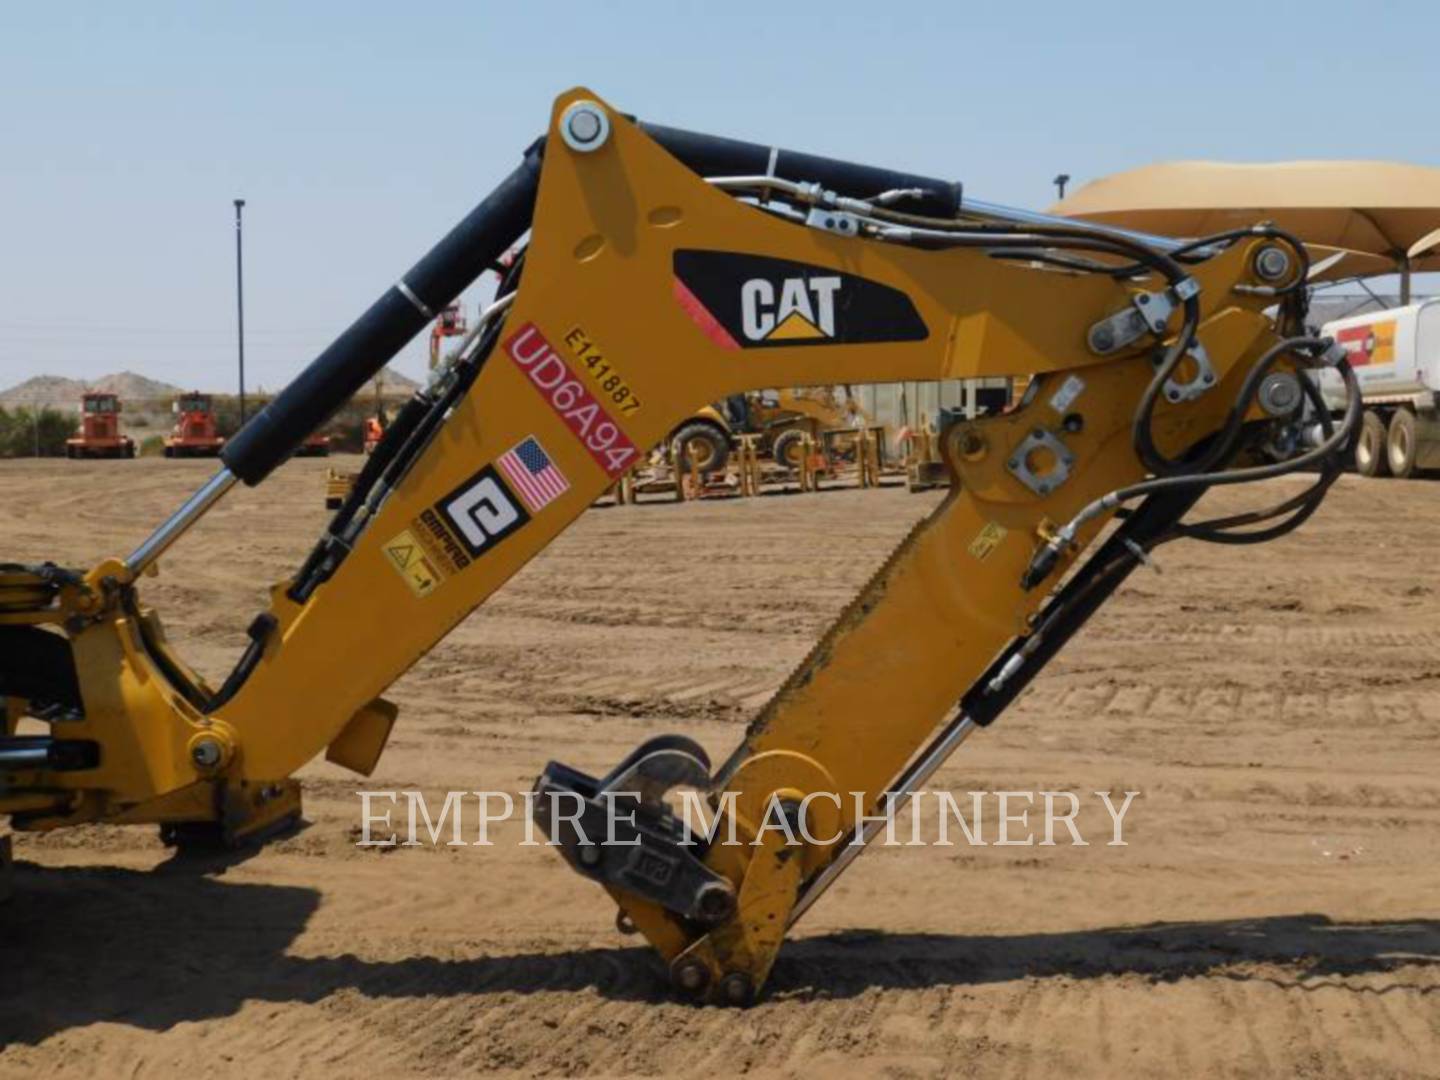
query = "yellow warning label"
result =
(384, 529, 441, 598)
(968, 521, 1008, 561)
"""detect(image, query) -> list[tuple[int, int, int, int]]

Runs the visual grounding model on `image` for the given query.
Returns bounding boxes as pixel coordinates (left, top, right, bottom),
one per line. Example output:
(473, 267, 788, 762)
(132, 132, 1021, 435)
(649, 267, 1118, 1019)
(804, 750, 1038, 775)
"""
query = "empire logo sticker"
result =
(504, 322, 640, 478)
(438, 465, 530, 558)
(412, 508, 472, 575)
(672, 250, 928, 350)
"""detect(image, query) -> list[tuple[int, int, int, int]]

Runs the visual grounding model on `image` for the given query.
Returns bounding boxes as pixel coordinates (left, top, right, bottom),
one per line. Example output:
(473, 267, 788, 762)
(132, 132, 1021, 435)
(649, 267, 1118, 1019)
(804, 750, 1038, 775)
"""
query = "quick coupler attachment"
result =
(531, 735, 737, 927)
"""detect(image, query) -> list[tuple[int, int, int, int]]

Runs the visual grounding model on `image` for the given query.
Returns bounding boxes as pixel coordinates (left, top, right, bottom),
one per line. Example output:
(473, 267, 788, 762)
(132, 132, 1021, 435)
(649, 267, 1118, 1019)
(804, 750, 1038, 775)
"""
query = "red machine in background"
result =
(428, 302, 468, 368)
(362, 415, 385, 454)
(163, 392, 225, 457)
(65, 392, 135, 459)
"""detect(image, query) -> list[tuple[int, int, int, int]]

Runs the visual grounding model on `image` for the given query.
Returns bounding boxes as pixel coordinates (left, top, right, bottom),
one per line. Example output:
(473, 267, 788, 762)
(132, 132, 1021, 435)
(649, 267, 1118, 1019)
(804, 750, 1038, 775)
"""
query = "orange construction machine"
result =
(163, 392, 225, 458)
(65, 392, 135, 459)
(362, 414, 385, 454)
(429, 302, 468, 368)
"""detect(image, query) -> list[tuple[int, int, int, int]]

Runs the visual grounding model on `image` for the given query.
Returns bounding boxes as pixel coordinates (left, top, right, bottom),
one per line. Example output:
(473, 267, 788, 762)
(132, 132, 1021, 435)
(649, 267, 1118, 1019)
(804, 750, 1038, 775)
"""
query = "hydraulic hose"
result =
(1022, 340, 1359, 590)
(641, 123, 962, 217)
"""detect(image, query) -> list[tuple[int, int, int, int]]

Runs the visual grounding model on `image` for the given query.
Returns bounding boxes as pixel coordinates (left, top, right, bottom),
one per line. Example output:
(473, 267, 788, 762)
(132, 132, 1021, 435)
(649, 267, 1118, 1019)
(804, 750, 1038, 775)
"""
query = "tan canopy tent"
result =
(1050, 160, 1440, 301)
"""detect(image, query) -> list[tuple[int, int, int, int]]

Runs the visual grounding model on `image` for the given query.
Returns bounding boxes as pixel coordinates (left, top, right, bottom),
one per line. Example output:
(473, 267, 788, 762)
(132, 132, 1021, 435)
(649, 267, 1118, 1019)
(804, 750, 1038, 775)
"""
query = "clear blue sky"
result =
(2, 1, 1436, 391)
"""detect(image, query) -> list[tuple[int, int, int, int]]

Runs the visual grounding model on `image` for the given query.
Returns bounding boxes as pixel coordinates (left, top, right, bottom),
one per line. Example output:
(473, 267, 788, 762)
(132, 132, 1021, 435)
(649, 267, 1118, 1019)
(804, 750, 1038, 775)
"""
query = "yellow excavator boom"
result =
(1, 89, 1355, 1002)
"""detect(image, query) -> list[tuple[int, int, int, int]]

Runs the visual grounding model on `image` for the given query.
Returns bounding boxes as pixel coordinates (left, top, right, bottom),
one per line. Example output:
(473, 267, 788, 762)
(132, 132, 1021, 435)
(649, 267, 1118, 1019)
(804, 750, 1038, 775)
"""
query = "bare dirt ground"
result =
(2, 457, 1438, 1078)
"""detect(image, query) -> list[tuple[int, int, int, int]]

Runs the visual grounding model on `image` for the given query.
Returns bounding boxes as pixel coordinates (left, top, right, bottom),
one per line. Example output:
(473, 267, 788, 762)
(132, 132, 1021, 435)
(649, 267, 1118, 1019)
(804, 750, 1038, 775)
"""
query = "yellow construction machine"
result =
(1, 90, 1355, 1002)
(667, 386, 867, 475)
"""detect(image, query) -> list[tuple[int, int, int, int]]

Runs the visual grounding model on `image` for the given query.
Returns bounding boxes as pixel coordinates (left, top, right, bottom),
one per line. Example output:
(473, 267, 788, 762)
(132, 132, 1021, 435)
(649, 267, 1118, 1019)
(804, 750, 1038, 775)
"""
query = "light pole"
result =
(1053, 174, 1071, 201)
(234, 198, 247, 423)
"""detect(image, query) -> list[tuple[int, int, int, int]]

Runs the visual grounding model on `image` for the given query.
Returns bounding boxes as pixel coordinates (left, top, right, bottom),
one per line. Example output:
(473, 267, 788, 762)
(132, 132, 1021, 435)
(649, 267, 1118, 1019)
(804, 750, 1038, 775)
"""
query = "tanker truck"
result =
(1318, 299, 1440, 478)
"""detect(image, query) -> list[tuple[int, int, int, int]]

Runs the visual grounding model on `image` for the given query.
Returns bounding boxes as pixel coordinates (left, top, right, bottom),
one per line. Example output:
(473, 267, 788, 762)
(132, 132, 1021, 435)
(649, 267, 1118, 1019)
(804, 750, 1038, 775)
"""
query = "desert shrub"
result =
(0, 406, 73, 457)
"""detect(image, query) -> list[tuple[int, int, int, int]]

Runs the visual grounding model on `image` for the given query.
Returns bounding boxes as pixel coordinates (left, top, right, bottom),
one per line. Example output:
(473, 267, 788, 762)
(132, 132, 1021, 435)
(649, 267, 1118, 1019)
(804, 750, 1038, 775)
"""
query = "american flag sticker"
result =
(496, 436, 569, 513)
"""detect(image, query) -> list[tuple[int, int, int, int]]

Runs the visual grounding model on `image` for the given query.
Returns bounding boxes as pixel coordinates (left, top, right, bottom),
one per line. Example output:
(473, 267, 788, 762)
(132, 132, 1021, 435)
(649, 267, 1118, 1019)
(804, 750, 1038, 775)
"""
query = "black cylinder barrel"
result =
(642, 122, 962, 217)
(221, 142, 544, 485)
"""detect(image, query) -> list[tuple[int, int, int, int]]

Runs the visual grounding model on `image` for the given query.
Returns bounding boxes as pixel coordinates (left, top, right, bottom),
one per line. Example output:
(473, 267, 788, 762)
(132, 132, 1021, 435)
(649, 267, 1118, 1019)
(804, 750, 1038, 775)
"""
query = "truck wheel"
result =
(671, 422, 729, 475)
(1355, 411, 1388, 477)
(771, 428, 806, 470)
(1387, 408, 1418, 478)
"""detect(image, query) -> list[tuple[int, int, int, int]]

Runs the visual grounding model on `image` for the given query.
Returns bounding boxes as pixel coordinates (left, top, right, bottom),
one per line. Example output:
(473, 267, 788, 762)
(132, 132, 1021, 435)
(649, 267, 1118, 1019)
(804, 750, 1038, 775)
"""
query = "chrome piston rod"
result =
(0, 743, 51, 768)
(124, 467, 238, 579)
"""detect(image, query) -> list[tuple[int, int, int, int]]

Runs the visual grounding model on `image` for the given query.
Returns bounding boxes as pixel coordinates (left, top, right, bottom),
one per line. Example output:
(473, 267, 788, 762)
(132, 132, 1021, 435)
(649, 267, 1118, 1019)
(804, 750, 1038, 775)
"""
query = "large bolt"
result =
(190, 738, 223, 769)
(567, 109, 602, 144)
(959, 431, 987, 461)
(1257, 372, 1302, 416)
(578, 843, 602, 868)
(718, 971, 755, 1007)
(559, 100, 610, 153)
(694, 881, 736, 924)
(1254, 245, 1291, 282)
(671, 957, 711, 995)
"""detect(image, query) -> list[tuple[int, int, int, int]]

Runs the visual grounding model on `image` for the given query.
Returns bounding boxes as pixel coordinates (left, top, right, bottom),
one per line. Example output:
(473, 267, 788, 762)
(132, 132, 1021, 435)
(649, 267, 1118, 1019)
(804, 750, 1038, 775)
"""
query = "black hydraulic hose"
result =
(1022, 341, 1356, 590)
(220, 140, 544, 486)
(1128, 229, 1310, 476)
(1177, 468, 1336, 546)
(1150, 332, 1321, 482)
(964, 485, 1205, 726)
(1113, 348, 1360, 504)
(860, 207, 1208, 435)
(1107, 226, 1312, 290)
(328, 391, 433, 529)
(287, 255, 527, 602)
(1172, 374, 1343, 545)
(899, 226, 1207, 481)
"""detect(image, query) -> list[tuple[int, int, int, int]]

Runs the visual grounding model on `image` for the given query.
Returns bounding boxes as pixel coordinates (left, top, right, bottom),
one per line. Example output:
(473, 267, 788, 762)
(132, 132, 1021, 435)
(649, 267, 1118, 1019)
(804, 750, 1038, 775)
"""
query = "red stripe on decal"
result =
(673, 277, 739, 351)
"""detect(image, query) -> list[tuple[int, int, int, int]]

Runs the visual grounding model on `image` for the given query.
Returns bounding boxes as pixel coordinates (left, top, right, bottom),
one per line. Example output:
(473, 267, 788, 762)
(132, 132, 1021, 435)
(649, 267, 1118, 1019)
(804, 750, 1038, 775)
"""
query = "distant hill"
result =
(377, 366, 421, 393)
(0, 371, 182, 410)
(0, 375, 90, 409)
(90, 371, 185, 401)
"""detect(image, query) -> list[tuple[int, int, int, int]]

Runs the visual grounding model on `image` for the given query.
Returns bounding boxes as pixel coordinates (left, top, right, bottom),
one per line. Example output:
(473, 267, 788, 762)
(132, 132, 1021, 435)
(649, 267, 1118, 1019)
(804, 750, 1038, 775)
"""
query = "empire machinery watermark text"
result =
(354, 789, 1139, 848)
